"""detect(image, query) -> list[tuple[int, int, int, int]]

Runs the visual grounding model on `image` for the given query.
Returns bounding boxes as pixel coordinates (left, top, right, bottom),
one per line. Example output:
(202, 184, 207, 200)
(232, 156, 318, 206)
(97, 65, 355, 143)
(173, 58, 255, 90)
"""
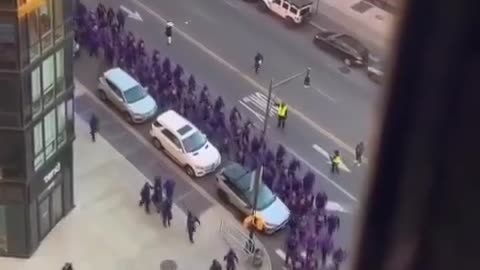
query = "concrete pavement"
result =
(0, 94, 271, 270)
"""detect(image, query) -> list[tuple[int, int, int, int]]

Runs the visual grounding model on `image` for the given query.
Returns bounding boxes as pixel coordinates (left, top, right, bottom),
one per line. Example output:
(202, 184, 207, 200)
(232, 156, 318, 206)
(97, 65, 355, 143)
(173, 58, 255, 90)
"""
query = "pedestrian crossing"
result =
(239, 92, 277, 122)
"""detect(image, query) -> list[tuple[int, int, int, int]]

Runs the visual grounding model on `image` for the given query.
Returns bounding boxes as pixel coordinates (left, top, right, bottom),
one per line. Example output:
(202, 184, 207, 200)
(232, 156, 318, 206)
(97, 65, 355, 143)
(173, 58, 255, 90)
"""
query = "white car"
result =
(150, 110, 221, 177)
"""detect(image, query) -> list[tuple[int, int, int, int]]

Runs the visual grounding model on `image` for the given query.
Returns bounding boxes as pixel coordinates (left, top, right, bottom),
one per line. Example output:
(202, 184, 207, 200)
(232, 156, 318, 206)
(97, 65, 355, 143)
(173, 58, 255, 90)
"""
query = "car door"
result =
(160, 129, 185, 165)
(106, 79, 126, 110)
(224, 180, 250, 213)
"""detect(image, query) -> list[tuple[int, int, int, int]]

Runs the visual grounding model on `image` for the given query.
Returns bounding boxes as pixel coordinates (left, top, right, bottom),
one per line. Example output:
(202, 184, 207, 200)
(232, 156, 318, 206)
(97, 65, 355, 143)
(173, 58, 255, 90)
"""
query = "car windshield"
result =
(182, 131, 207, 153)
(124, 85, 147, 104)
(244, 183, 276, 210)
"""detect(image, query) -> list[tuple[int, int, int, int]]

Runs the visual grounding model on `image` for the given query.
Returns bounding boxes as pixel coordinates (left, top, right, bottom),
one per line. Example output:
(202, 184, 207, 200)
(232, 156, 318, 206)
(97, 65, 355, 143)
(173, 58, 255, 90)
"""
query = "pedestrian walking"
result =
(285, 233, 298, 265)
(161, 198, 173, 227)
(186, 211, 200, 243)
(276, 102, 288, 129)
(165, 21, 174, 45)
(116, 9, 125, 31)
(89, 113, 99, 142)
(224, 249, 239, 270)
(330, 150, 341, 174)
(332, 248, 347, 270)
(355, 141, 365, 166)
(62, 262, 74, 270)
(209, 259, 222, 270)
(254, 52, 263, 74)
(139, 182, 152, 214)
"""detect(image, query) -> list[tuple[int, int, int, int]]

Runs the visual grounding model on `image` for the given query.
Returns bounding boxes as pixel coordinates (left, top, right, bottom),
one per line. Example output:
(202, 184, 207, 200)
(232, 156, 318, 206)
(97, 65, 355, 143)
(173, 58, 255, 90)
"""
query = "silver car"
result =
(97, 68, 157, 123)
(215, 162, 290, 234)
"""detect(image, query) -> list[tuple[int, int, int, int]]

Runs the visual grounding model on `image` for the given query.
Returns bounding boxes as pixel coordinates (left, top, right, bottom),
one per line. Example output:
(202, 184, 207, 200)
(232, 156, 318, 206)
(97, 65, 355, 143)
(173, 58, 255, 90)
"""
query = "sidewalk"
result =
(311, 0, 396, 56)
(0, 96, 270, 270)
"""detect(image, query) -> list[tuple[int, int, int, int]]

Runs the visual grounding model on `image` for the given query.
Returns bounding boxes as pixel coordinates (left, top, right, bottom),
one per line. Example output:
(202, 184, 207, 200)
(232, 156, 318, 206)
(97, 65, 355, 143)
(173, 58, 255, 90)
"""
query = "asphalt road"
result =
(76, 0, 380, 269)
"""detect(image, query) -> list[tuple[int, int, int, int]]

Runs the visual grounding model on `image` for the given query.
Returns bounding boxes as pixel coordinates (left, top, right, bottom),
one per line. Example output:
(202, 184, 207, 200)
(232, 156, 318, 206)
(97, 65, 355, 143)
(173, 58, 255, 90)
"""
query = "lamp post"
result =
(246, 67, 311, 253)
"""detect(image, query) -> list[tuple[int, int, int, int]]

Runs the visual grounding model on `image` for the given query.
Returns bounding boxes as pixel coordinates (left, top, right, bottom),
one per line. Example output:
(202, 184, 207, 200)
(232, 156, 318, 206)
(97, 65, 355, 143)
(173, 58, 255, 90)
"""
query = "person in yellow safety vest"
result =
(277, 102, 288, 129)
(331, 150, 341, 174)
(243, 214, 265, 232)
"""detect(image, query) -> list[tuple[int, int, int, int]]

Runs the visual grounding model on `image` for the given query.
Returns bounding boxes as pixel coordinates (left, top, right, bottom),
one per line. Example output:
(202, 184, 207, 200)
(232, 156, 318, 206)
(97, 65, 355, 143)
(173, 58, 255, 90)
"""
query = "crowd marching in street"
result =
(74, 1, 368, 269)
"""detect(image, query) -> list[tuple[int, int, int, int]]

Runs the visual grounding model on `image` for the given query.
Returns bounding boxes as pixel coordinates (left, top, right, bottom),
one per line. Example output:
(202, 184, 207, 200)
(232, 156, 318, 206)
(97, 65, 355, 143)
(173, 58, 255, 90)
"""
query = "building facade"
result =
(0, 0, 75, 257)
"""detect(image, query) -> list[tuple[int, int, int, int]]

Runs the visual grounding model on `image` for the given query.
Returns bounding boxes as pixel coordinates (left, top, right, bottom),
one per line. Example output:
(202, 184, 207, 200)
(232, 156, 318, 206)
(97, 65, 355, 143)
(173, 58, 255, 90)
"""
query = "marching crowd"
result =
(74, 1, 354, 269)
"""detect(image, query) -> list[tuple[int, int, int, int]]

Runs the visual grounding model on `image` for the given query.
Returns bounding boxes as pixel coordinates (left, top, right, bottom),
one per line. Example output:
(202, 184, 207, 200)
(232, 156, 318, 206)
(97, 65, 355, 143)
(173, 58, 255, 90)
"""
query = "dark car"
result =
(313, 30, 369, 66)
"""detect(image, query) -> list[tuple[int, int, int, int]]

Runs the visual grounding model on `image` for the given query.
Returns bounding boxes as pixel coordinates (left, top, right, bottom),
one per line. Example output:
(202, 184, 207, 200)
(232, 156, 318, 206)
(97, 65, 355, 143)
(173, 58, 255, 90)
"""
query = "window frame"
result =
(56, 101, 66, 146)
(41, 54, 55, 108)
(33, 121, 44, 170)
(43, 108, 56, 159)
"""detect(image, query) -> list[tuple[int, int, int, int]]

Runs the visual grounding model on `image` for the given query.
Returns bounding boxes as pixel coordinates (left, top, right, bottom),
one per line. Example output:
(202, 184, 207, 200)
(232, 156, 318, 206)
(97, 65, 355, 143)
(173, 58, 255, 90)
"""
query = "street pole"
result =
(248, 166, 263, 253)
(262, 79, 274, 137)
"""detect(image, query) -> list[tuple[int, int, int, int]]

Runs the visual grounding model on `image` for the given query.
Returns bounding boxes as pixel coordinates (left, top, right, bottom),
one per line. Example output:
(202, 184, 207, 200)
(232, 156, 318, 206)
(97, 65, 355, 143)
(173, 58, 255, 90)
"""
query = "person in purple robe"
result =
(200, 85, 210, 105)
(187, 74, 196, 94)
(229, 106, 241, 130)
(104, 41, 114, 66)
(116, 9, 125, 31)
(162, 57, 172, 75)
(235, 146, 246, 166)
(96, 3, 106, 22)
(285, 233, 298, 265)
(164, 179, 175, 201)
(320, 235, 334, 267)
(88, 25, 99, 57)
(306, 234, 317, 258)
(263, 149, 274, 166)
(241, 120, 253, 146)
(287, 158, 301, 179)
(136, 39, 146, 58)
(250, 136, 261, 156)
(214, 96, 225, 113)
(302, 171, 315, 194)
(107, 7, 115, 26)
(327, 214, 340, 236)
(291, 253, 304, 270)
(305, 256, 319, 270)
(173, 64, 184, 80)
(262, 167, 274, 189)
(332, 248, 347, 270)
(152, 49, 161, 65)
(275, 144, 286, 167)
(314, 210, 326, 234)
(315, 191, 328, 210)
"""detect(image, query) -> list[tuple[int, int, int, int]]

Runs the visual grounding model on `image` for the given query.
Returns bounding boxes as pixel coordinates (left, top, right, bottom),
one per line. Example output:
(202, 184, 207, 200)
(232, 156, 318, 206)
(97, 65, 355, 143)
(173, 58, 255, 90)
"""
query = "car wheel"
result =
(344, 58, 352, 67)
(185, 165, 196, 178)
(217, 189, 230, 203)
(257, 1, 268, 12)
(125, 113, 134, 124)
(98, 89, 107, 101)
(152, 137, 163, 150)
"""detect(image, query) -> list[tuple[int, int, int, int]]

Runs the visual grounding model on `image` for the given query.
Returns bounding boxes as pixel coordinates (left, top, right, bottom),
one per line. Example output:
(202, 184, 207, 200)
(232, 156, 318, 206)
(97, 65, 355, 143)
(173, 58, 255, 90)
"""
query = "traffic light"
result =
(303, 68, 311, 88)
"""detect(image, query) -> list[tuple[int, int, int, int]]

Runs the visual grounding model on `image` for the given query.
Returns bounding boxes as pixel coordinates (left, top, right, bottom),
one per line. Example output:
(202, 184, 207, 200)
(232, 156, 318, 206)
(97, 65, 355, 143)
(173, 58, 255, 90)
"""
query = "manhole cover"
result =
(160, 260, 178, 270)
(351, 1, 373, 14)
(339, 66, 351, 74)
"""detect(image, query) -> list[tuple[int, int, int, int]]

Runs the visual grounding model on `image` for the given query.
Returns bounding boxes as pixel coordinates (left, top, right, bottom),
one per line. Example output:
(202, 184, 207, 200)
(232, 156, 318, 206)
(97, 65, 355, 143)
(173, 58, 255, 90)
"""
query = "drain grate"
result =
(160, 260, 178, 270)
(351, 1, 373, 13)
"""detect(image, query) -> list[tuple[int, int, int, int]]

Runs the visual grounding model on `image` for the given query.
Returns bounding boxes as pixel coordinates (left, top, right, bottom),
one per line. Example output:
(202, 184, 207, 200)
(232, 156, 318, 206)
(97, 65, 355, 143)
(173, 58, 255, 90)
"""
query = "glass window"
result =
(42, 55, 55, 107)
(55, 48, 64, 94)
(0, 206, 6, 254)
(290, 7, 298, 14)
(31, 67, 42, 117)
(53, 0, 63, 41)
(52, 184, 63, 224)
(124, 85, 147, 103)
(28, 9, 40, 61)
(44, 109, 56, 158)
(39, 0, 53, 52)
(182, 131, 207, 153)
(34, 121, 44, 170)
(0, 21, 18, 70)
(244, 183, 276, 210)
(56, 102, 66, 146)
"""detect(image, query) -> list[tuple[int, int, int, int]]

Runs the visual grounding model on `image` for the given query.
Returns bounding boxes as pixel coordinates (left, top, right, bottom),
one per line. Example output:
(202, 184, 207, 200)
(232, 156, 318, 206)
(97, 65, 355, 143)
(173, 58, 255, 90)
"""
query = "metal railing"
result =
(219, 219, 272, 270)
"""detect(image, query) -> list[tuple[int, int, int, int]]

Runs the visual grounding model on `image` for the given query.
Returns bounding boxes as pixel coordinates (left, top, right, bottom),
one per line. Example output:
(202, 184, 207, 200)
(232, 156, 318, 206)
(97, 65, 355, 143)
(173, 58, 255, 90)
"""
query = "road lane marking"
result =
(313, 144, 351, 173)
(239, 100, 265, 122)
(311, 86, 336, 103)
(276, 249, 286, 260)
(326, 201, 350, 213)
(283, 144, 358, 202)
(131, 0, 364, 161)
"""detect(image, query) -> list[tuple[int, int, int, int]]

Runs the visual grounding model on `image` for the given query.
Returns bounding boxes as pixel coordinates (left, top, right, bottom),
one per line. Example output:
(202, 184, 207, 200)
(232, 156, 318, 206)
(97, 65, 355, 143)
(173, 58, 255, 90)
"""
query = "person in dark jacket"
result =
(287, 158, 301, 179)
(214, 96, 225, 113)
(327, 214, 340, 236)
(187, 74, 196, 93)
(164, 179, 175, 201)
(224, 249, 239, 270)
(186, 211, 200, 243)
(209, 259, 222, 270)
(161, 198, 173, 227)
(106, 7, 115, 25)
(285, 233, 298, 265)
(165, 21, 173, 45)
(152, 177, 163, 213)
(355, 141, 365, 166)
(315, 191, 328, 210)
(320, 235, 334, 266)
(254, 52, 263, 74)
(89, 113, 99, 142)
(139, 182, 152, 214)
(275, 144, 286, 167)
(332, 248, 347, 270)
(302, 171, 315, 194)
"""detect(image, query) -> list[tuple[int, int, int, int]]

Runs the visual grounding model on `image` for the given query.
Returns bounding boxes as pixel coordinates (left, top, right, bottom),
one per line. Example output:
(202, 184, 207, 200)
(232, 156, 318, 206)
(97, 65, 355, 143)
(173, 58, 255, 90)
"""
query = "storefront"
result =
(0, 145, 73, 258)
(27, 145, 74, 255)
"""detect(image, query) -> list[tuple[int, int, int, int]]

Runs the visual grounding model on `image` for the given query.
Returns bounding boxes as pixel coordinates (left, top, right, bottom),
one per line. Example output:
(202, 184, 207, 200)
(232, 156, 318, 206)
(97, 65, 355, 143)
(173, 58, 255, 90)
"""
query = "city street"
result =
(76, 0, 382, 269)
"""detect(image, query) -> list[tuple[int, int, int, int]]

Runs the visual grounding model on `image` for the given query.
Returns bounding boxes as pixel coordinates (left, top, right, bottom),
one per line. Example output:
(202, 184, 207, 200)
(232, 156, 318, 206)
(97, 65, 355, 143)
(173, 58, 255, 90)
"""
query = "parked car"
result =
(97, 68, 157, 123)
(215, 162, 290, 234)
(313, 30, 370, 66)
(257, 0, 313, 26)
(367, 55, 385, 83)
(150, 110, 221, 177)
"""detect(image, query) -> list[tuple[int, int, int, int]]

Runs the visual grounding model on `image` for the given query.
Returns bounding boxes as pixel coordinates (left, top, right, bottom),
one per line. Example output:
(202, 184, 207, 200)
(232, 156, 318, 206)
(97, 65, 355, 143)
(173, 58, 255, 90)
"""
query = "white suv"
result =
(150, 110, 221, 177)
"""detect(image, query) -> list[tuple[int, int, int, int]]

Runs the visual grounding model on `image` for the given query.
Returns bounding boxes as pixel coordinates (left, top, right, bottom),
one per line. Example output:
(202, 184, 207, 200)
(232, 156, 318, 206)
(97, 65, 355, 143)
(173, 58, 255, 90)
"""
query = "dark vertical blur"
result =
(352, 0, 480, 270)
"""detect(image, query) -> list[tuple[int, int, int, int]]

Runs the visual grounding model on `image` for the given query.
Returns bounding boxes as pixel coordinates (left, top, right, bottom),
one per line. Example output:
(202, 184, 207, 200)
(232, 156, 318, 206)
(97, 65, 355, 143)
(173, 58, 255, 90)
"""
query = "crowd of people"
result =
(74, 1, 349, 269)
